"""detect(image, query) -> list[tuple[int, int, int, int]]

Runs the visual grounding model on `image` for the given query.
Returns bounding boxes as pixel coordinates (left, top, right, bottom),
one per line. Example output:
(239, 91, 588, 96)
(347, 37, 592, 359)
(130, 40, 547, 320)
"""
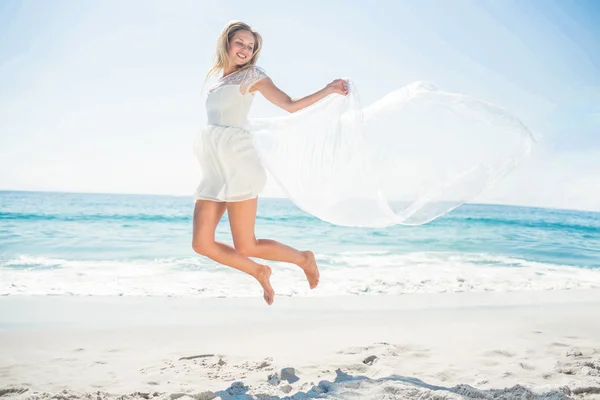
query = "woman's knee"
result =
(235, 242, 259, 258)
(192, 240, 216, 257)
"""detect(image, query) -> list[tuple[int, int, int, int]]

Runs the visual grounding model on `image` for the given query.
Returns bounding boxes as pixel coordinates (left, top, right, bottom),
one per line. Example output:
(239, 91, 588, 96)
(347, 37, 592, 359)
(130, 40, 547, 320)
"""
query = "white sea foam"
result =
(1, 252, 599, 297)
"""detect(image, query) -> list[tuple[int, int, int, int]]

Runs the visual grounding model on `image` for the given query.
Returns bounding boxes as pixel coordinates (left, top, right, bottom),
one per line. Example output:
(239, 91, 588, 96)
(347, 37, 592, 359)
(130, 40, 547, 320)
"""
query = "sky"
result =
(1, 0, 599, 211)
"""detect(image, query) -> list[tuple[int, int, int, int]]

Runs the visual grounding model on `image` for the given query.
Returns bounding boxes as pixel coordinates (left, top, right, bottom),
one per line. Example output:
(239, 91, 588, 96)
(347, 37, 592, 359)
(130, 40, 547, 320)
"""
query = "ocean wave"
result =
(1, 252, 599, 297)
(450, 216, 600, 234)
(0, 211, 313, 225)
(0, 211, 191, 223)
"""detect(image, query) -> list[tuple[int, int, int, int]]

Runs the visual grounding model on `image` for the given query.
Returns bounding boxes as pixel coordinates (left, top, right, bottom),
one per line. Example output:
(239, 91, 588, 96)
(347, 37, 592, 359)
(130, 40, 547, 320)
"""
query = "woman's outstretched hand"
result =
(326, 79, 349, 96)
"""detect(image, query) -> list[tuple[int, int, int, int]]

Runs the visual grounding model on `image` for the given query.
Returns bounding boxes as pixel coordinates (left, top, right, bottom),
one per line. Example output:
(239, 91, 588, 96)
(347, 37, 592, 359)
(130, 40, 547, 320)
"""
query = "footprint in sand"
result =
(481, 360, 500, 367)
(338, 342, 408, 356)
(347, 363, 369, 373)
(409, 350, 431, 359)
(178, 354, 215, 361)
(519, 362, 535, 371)
(566, 349, 583, 357)
(0, 388, 28, 396)
(51, 357, 78, 362)
(436, 371, 455, 382)
(484, 350, 515, 358)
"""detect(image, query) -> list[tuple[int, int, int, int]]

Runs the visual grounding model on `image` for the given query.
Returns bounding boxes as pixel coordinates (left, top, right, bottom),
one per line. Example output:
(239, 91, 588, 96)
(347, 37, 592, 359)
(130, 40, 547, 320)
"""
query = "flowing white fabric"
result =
(195, 66, 534, 227)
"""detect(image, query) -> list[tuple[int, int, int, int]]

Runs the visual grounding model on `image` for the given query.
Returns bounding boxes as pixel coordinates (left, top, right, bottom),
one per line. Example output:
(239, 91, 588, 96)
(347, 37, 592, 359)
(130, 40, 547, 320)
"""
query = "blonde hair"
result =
(207, 21, 263, 79)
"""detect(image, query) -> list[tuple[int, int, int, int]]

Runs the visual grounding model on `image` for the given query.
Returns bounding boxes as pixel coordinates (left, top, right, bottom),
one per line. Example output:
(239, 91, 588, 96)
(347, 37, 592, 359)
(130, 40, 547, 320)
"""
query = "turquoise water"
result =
(1, 190, 599, 297)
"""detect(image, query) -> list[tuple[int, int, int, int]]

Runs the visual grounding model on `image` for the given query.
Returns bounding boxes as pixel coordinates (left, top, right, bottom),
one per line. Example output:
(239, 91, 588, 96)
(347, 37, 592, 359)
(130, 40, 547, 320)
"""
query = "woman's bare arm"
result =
(252, 78, 348, 113)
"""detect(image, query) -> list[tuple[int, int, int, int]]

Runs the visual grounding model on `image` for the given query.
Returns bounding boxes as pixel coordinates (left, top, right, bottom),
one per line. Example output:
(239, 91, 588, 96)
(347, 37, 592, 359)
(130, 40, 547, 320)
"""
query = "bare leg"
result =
(191, 199, 274, 305)
(227, 197, 319, 289)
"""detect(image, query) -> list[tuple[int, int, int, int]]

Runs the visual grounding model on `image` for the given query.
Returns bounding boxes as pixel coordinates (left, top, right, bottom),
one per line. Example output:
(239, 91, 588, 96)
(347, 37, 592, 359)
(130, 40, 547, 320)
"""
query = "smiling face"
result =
(227, 29, 255, 67)
(207, 21, 263, 79)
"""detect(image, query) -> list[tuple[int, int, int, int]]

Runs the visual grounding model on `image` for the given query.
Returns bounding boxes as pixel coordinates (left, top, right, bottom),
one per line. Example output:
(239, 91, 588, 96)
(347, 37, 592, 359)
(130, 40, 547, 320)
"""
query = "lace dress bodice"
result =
(206, 66, 268, 128)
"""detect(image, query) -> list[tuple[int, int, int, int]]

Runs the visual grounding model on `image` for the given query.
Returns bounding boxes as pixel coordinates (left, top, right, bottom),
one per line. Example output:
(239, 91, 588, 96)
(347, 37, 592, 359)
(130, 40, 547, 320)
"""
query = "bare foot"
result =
(255, 265, 275, 305)
(299, 251, 319, 289)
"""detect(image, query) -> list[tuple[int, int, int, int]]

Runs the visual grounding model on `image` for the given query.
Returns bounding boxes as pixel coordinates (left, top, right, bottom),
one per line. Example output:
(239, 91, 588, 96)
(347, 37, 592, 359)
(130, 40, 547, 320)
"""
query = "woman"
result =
(192, 21, 347, 305)
(193, 21, 534, 306)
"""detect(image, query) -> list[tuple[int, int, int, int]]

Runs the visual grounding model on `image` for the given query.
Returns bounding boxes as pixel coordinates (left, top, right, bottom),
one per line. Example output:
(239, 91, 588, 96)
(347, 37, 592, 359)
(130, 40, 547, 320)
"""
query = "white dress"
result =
(194, 66, 269, 202)
(194, 65, 535, 227)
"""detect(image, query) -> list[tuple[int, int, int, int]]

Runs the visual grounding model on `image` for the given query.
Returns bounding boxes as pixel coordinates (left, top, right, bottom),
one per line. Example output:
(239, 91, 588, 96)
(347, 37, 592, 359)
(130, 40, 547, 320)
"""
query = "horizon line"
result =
(1, 188, 598, 215)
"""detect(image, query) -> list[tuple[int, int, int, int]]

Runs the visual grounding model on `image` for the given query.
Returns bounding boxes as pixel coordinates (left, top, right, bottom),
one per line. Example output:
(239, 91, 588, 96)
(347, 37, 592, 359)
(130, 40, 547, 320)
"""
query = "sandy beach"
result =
(1, 290, 600, 399)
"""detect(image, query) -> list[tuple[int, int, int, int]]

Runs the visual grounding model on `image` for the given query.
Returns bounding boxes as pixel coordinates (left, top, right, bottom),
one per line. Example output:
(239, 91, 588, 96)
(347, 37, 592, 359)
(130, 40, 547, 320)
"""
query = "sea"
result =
(1, 190, 599, 298)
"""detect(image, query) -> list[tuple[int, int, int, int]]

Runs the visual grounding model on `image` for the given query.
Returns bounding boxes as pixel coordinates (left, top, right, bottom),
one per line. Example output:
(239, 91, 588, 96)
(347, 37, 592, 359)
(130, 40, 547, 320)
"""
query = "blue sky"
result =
(1, 0, 599, 211)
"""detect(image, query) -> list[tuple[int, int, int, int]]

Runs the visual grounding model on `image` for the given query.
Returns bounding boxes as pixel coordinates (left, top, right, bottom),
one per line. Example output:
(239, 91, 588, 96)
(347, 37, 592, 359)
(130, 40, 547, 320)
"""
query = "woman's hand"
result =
(326, 79, 349, 96)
